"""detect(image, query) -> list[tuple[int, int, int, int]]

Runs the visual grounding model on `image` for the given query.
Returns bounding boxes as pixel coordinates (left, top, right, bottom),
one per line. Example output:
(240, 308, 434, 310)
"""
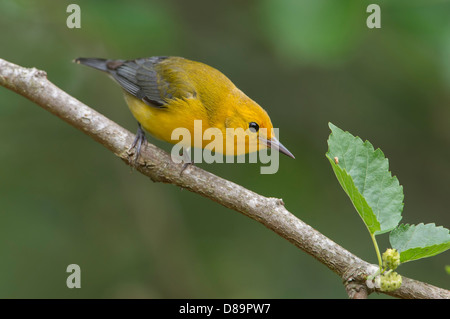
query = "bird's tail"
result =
(74, 57, 109, 72)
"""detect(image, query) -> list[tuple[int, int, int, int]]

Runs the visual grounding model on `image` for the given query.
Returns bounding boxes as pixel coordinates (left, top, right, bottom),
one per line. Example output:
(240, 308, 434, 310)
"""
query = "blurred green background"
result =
(0, 0, 449, 298)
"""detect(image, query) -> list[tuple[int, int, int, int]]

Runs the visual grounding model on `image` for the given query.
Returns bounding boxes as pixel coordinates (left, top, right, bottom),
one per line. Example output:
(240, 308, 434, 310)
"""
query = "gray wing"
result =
(108, 56, 169, 108)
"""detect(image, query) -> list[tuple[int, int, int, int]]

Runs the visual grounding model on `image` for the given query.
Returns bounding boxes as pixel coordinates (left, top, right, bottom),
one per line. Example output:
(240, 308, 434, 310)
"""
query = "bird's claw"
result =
(128, 123, 147, 166)
(179, 147, 193, 176)
(180, 162, 193, 176)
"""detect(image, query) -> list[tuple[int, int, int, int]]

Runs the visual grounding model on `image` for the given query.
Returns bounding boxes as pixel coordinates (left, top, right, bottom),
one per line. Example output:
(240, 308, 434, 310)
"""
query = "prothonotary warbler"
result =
(74, 56, 295, 161)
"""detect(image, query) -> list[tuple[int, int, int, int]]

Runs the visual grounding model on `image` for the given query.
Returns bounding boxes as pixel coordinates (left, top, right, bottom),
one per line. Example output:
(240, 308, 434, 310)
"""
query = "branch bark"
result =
(1, 57, 448, 299)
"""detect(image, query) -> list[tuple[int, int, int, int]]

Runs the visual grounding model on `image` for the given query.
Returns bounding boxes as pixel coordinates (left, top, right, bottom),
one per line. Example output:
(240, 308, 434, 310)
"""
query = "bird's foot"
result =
(128, 123, 147, 166)
(180, 147, 193, 176)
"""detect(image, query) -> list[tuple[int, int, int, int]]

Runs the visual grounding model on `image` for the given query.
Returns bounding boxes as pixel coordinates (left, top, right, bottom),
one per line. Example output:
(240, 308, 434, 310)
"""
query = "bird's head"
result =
(220, 96, 295, 158)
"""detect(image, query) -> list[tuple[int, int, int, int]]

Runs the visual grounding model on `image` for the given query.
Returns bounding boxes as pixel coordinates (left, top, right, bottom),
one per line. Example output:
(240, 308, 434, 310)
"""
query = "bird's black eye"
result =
(249, 122, 259, 133)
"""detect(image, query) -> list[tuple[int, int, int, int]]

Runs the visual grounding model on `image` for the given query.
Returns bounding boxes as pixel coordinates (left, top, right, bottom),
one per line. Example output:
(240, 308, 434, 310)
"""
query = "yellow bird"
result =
(74, 56, 294, 160)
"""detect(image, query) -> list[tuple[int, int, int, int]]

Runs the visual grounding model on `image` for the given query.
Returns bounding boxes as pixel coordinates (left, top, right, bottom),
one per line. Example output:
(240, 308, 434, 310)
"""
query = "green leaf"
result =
(390, 223, 450, 263)
(326, 123, 403, 235)
(326, 155, 381, 234)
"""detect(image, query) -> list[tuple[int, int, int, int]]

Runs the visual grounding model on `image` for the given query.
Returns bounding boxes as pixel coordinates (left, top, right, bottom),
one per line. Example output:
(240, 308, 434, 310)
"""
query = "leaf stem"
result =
(371, 233, 383, 270)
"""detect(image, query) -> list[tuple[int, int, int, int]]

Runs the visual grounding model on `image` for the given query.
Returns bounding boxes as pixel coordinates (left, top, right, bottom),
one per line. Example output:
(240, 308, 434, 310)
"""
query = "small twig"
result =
(0, 57, 448, 299)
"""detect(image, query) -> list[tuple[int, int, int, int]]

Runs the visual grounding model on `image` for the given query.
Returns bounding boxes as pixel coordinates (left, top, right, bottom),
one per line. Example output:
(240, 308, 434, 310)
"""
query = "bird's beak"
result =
(259, 136, 295, 159)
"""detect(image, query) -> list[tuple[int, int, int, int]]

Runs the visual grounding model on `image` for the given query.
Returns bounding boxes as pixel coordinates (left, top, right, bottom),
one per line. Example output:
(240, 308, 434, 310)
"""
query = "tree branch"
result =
(1, 57, 448, 299)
